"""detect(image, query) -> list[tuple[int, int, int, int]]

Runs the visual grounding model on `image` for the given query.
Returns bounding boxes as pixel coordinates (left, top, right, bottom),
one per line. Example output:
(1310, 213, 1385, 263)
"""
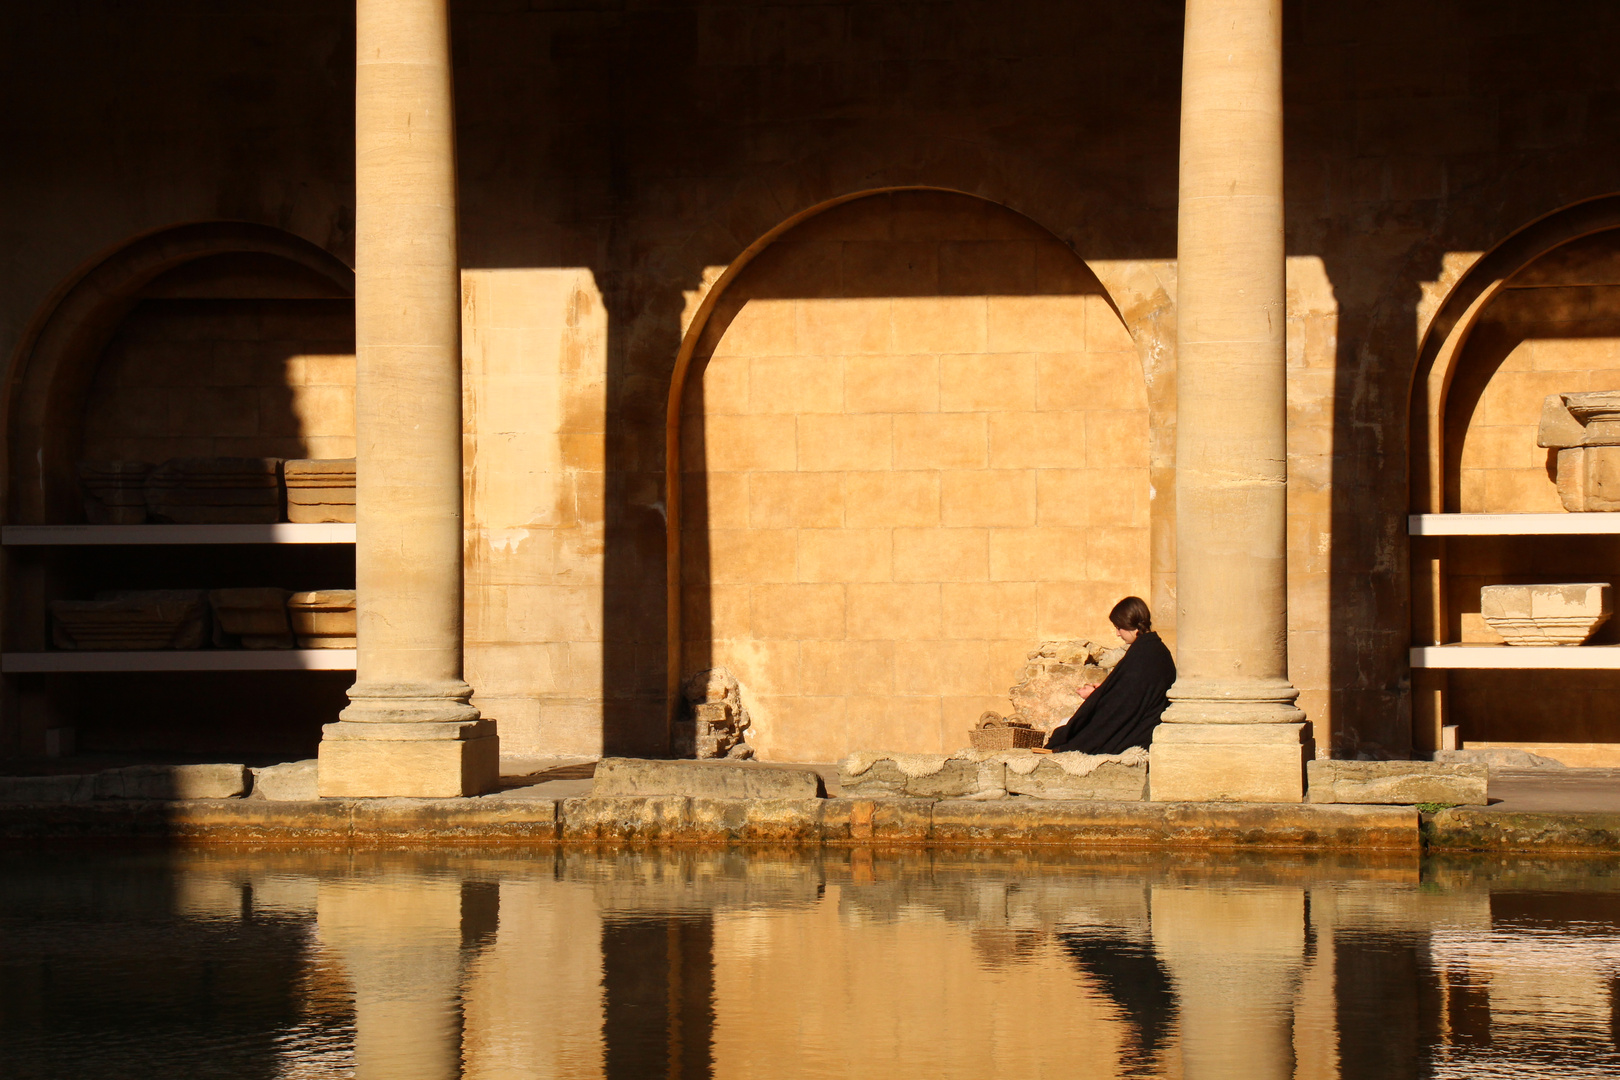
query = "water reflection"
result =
(4, 849, 1620, 1079)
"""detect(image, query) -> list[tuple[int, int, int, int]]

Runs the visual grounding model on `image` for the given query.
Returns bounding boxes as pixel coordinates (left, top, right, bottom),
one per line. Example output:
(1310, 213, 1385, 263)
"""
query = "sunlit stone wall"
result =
(680, 192, 1150, 760)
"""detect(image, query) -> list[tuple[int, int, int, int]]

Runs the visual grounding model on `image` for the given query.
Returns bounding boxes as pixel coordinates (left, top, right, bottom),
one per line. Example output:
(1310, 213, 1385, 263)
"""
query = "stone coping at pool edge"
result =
(1, 794, 1619, 854)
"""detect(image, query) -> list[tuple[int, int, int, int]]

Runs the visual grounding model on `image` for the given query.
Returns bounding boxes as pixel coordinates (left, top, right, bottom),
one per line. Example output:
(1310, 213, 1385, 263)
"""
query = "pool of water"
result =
(4, 847, 1620, 1079)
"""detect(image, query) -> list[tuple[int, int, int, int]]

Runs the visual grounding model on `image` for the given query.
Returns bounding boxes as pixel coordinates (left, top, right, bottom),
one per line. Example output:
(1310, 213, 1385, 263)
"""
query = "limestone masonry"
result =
(8, 0, 1620, 788)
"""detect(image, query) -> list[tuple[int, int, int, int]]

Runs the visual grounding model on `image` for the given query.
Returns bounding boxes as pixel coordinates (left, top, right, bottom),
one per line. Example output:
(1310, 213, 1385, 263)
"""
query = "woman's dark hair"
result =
(1109, 596, 1152, 633)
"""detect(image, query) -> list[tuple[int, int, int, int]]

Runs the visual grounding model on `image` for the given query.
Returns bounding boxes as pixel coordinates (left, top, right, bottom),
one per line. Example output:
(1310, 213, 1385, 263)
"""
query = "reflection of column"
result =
(602, 917, 715, 1080)
(318, 0, 498, 797)
(319, 877, 486, 1080)
(1151, 0, 1311, 802)
(1151, 886, 1304, 1080)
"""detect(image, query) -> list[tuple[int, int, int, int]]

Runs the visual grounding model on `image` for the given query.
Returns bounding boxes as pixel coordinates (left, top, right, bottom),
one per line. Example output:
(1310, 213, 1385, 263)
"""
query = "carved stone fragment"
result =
(78, 461, 152, 524)
(209, 588, 294, 649)
(287, 590, 357, 648)
(51, 590, 209, 650)
(1480, 582, 1611, 645)
(284, 458, 356, 523)
(145, 457, 283, 524)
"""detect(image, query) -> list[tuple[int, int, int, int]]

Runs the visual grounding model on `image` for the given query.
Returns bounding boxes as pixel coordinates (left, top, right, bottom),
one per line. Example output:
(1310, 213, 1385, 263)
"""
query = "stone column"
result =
(1151, 885, 1306, 1080)
(318, 876, 468, 1080)
(1149, 0, 1311, 802)
(318, 0, 498, 797)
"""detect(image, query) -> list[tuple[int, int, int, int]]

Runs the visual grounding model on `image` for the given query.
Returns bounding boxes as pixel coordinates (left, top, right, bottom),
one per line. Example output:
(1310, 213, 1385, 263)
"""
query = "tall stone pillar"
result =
(1149, 0, 1311, 802)
(318, 0, 499, 797)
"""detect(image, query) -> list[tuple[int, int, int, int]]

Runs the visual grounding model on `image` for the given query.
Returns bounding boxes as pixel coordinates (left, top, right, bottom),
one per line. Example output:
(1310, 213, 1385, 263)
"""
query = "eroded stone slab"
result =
(1004, 758, 1149, 801)
(95, 763, 248, 800)
(592, 758, 822, 800)
(1306, 760, 1488, 806)
(841, 748, 1148, 801)
(250, 759, 318, 801)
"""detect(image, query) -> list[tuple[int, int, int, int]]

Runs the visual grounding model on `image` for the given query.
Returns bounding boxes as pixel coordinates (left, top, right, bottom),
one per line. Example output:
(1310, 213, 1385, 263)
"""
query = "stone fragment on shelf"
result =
(283, 458, 356, 523)
(1479, 582, 1612, 646)
(287, 589, 356, 648)
(77, 461, 152, 524)
(208, 588, 294, 649)
(1538, 393, 1620, 511)
(144, 457, 282, 524)
(51, 590, 210, 650)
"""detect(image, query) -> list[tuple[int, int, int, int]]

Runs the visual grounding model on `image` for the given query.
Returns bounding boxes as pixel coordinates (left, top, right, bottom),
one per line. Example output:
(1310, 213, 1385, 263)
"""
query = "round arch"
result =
(663, 188, 1173, 749)
(4, 222, 354, 525)
(1408, 194, 1620, 514)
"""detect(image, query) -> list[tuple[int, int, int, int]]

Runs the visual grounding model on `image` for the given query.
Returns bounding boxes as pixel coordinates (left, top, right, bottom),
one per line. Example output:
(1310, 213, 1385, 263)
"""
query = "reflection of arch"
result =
(6, 222, 354, 524)
(1408, 194, 1620, 514)
(664, 189, 1171, 748)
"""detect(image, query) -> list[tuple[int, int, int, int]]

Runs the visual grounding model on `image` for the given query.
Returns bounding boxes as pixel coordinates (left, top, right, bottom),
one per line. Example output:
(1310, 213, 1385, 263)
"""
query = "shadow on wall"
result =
(671, 190, 1156, 761)
(3, 232, 357, 761)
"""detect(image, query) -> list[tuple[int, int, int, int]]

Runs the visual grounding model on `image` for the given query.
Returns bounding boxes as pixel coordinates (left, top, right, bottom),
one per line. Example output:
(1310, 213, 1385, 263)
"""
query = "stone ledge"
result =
(0, 795, 1417, 850)
(1307, 760, 1488, 806)
(1424, 808, 1620, 854)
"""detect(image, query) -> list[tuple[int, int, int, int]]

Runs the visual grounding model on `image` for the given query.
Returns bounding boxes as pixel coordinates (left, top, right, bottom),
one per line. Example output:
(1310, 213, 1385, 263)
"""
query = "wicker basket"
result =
(969, 725, 1046, 751)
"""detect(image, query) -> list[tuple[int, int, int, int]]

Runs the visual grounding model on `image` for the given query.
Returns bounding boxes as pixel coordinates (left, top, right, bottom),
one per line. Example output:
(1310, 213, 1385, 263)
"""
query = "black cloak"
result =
(1044, 631, 1176, 755)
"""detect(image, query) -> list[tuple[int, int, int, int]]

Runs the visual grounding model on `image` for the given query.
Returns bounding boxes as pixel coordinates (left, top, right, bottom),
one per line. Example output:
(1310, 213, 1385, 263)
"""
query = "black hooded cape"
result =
(1044, 631, 1176, 755)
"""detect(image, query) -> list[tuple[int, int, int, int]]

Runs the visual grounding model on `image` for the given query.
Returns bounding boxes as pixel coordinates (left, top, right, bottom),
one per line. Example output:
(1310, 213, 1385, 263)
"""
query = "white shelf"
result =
(1, 649, 356, 673)
(1408, 513, 1620, 536)
(1, 523, 355, 545)
(1411, 644, 1620, 669)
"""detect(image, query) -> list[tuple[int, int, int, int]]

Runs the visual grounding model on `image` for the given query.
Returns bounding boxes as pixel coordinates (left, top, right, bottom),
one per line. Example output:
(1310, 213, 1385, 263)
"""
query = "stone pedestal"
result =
(1149, 723, 1310, 803)
(318, 0, 497, 797)
(1152, 0, 1308, 801)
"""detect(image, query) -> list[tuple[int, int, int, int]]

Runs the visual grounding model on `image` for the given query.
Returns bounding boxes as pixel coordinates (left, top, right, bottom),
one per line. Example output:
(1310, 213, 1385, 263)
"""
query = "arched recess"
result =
(5, 222, 355, 525)
(1408, 194, 1620, 763)
(666, 189, 1170, 761)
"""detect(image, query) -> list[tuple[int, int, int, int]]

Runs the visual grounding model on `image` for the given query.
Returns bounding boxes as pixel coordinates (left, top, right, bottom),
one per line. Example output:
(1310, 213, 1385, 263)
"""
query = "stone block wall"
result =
(679, 193, 1151, 761)
(83, 299, 355, 464)
(462, 269, 608, 757)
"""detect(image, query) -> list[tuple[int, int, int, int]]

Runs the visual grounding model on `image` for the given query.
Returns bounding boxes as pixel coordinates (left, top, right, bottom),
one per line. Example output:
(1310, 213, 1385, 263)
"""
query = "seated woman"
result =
(1041, 596, 1176, 755)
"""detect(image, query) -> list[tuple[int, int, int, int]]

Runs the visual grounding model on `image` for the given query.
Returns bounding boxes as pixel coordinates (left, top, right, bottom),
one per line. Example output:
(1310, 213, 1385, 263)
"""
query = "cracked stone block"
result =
(1305, 760, 1487, 805)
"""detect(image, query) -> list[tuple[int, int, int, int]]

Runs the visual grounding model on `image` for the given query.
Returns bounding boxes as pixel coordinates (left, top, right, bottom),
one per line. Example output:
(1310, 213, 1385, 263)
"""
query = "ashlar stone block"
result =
(1305, 760, 1487, 806)
(1148, 724, 1313, 803)
(592, 757, 821, 800)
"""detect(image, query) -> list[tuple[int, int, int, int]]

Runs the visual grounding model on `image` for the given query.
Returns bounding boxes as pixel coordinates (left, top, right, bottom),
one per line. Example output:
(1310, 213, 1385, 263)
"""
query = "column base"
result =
(1149, 723, 1313, 803)
(318, 719, 500, 798)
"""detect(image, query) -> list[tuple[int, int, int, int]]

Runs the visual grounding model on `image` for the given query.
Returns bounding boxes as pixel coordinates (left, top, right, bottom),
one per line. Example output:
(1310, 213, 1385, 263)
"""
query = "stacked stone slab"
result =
(51, 590, 209, 650)
(209, 588, 295, 649)
(1306, 761, 1487, 806)
(676, 667, 753, 759)
(78, 461, 152, 523)
(144, 457, 283, 524)
(1539, 392, 1620, 511)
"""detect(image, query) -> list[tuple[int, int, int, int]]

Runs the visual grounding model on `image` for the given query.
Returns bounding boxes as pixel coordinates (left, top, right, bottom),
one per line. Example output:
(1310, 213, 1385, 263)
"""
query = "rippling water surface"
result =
(5, 848, 1620, 1079)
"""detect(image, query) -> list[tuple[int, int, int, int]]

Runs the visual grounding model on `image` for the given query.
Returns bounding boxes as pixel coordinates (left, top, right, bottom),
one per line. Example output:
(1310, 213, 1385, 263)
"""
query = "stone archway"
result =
(668, 190, 1163, 760)
(5, 222, 354, 525)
